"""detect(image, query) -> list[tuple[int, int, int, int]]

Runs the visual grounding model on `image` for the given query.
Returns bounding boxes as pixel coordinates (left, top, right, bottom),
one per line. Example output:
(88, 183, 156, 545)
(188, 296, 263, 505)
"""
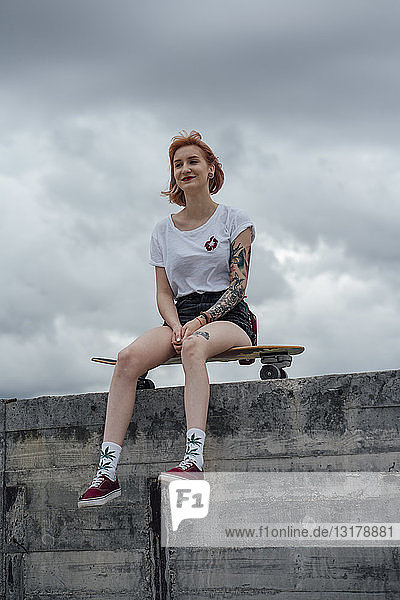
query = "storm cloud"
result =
(1, 0, 399, 398)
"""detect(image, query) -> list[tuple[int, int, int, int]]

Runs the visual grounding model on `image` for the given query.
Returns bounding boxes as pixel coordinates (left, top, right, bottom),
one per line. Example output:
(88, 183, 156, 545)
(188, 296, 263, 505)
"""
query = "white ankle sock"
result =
(96, 441, 122, 482)
(181, 428, 206, 469)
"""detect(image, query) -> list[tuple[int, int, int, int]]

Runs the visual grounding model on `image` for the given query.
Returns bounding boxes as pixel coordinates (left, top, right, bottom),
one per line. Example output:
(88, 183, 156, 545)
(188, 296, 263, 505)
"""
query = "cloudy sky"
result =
(1, 0, 399, 399)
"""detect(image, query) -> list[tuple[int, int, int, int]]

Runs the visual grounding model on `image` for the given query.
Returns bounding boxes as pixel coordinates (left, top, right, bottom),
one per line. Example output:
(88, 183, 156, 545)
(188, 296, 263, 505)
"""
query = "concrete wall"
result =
(2, 369, 400, 599)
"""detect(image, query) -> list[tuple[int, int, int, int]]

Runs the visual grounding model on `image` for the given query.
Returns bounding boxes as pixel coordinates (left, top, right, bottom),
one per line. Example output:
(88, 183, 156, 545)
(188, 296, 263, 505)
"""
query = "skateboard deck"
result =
(91, 344, 305, 386)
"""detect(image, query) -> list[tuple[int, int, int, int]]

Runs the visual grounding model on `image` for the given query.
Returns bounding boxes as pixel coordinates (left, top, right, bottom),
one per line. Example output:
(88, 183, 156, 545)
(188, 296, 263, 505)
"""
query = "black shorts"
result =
(162, 290, 253, 341)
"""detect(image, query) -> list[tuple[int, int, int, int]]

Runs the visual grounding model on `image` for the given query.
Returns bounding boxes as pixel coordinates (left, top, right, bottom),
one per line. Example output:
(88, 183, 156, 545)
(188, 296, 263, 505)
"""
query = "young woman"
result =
(78, 130, 255, 507)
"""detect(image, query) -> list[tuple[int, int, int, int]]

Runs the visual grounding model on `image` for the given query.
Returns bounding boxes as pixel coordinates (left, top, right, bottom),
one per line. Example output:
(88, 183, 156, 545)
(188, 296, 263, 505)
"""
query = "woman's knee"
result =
(116, 346, 144, 376)
(181, 335, 206, 364)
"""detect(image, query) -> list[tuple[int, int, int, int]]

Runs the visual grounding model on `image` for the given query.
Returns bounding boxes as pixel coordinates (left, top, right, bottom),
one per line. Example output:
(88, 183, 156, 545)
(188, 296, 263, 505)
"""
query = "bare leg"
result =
(78, 325, 181, 505)
(180, 321, 251, 430)
(103, 326, 176, 445)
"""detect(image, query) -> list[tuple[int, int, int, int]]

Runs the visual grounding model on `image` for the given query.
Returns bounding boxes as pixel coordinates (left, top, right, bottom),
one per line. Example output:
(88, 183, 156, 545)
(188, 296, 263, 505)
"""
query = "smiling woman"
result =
(162, 130, 225, 206)
(78, 130, 256, 508)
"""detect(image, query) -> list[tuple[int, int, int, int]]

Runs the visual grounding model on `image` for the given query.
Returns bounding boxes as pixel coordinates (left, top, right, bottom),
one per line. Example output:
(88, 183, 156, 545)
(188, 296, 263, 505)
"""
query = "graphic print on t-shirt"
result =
(205, 236, 218, 251)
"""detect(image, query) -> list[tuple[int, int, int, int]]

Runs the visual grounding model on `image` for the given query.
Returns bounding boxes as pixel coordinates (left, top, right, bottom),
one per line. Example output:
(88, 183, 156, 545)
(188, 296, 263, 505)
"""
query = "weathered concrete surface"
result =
(1, 368, 400, 599)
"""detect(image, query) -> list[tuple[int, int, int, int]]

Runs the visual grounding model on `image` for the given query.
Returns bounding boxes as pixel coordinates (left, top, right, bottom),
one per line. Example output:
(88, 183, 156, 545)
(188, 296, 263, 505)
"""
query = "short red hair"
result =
(161, 130, 224, 206)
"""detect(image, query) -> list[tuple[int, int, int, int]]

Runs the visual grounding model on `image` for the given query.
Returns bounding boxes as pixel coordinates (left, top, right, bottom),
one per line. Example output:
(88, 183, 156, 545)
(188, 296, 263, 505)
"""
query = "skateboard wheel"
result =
(260, 364, 281, 380)
(280, 368, 288, 379)
(137, 377, 155, 390)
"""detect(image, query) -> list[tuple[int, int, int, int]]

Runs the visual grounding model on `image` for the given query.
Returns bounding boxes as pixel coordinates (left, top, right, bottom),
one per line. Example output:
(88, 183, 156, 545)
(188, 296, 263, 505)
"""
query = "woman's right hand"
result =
(171, 324, 184, 354)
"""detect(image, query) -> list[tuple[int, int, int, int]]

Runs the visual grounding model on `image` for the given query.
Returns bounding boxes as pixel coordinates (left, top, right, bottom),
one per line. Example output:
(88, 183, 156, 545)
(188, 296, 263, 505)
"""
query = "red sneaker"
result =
(78, 474, 121, 508)
(159, 459, 204, 483)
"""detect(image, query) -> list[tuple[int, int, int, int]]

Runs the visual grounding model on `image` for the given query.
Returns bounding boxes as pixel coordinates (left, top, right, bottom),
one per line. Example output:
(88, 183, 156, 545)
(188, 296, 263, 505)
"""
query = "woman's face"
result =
(173, 145, 214, 192)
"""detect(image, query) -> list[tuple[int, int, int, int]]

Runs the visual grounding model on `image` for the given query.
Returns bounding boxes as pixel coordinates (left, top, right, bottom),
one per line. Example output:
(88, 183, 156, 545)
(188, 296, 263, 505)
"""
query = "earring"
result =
(208, 172, 214, 178)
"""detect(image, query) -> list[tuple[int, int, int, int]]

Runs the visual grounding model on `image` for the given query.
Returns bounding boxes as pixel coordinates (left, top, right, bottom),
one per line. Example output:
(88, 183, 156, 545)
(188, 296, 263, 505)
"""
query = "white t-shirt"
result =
(149, 203, 255, 299)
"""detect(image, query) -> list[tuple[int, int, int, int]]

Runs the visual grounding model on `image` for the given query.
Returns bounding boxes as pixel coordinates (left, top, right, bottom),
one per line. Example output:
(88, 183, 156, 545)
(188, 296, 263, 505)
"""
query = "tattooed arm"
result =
(202, 227, 252, 323)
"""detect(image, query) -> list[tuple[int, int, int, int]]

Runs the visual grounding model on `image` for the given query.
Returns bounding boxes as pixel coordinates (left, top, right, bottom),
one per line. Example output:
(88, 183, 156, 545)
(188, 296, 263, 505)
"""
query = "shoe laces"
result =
(178, 457, 196, 470)
(90, 473, 108, 488)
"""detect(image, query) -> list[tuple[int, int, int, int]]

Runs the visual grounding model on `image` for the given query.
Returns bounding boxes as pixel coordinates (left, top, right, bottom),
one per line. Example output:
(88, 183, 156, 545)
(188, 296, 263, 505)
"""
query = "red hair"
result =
(161, 130, 224, 206)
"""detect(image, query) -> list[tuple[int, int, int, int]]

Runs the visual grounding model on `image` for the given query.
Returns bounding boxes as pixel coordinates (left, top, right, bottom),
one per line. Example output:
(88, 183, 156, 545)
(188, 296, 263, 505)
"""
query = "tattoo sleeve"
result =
(204, 240, 251, 322)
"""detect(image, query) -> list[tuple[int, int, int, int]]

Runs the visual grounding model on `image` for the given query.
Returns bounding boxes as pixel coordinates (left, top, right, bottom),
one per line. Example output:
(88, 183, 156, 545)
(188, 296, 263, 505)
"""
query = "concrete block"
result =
(1, 368, 400, 598)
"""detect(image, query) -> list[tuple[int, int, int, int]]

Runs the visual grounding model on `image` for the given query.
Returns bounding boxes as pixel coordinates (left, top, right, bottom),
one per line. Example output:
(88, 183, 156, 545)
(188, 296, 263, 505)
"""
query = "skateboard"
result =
(91, 345, 305, 389)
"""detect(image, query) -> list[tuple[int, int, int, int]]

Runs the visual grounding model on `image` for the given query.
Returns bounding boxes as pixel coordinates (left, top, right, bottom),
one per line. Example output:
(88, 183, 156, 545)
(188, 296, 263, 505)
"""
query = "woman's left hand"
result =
(181, 318, 204, 341)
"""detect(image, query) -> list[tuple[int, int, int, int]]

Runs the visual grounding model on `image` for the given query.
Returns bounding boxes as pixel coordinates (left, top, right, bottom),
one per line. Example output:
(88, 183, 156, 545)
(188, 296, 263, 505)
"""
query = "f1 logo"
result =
(169, 480, 210, 531)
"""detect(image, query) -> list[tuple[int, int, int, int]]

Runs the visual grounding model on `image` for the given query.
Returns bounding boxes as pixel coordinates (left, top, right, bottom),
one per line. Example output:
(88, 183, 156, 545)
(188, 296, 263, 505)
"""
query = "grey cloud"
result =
(1, 0, 400, 397)
(1, 0, 400, 144)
